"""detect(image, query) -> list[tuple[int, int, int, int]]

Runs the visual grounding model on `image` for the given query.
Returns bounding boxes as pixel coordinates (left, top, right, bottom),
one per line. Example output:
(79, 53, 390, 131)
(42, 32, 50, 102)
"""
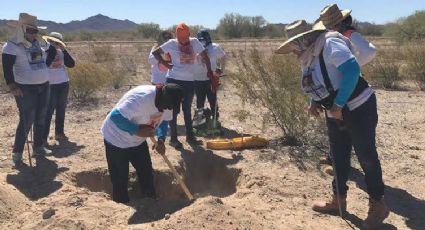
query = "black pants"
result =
(104, 140, 156, 203)
(166, 78, 195, 138)
(43, 82, 69, 141)
(195, 80, 217, 115)
(327, 94, 385, 200)
(13, 82, 50, 153)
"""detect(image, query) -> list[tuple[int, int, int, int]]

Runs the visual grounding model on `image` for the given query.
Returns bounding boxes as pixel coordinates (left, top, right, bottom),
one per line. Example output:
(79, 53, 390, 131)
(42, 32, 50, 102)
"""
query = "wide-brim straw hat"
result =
(276, 20, 324, 54)
(7, 13, 47, 30)
(314, 4, 351, 30)
(42, 32, 66, 48)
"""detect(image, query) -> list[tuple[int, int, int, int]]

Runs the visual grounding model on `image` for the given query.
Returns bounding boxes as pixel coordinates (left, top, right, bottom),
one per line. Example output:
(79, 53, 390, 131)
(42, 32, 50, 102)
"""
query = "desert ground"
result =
(0, 40, 424, 230)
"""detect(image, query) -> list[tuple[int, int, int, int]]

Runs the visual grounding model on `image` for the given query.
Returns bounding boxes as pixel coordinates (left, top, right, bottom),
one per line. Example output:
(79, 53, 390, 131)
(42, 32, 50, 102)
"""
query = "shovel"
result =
(149, 137, 194, 200)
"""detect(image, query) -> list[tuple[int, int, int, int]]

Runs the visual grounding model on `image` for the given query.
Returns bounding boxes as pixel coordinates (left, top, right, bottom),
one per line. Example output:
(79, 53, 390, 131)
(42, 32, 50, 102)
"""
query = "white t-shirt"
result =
(302, 37, 373, 110)
(160, 38, 205, 81)
(349, 32, 376, 67)
(148, 47, 168, 84)
(2, 41, 49, 84)
(48, 49, 69, 84)
(194, 43, 226, 81)
(101, 85, 173, 148)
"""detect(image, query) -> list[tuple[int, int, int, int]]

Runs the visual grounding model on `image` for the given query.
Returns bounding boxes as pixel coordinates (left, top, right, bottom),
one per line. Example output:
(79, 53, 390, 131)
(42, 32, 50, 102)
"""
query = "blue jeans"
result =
(43, 82, 69, 141)
(166, 78, 195, 138)
(327, 94, 385, 200)
(195, 80, 217, 115)
(13, 82, 50, 153)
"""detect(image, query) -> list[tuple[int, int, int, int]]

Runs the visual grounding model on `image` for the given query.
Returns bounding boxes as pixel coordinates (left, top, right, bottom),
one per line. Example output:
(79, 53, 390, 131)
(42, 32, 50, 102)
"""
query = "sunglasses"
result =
(25, 28, 39, 35)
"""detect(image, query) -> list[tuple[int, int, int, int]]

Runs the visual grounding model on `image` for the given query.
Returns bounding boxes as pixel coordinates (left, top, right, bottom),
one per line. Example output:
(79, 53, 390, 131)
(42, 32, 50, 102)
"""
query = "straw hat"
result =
(42, 32, 66, 48)
(314, 4, 351, 30)
(276, 20, 324, 54)
(7, 13, 47, 30)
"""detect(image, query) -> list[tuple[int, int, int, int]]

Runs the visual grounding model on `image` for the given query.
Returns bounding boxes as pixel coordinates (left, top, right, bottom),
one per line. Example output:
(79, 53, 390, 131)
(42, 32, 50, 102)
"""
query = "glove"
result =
(209, 70, 220, 93)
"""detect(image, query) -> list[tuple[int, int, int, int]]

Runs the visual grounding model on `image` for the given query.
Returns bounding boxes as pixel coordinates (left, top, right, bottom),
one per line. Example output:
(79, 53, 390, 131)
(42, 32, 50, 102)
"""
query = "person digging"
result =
(101, 83, 184, 203)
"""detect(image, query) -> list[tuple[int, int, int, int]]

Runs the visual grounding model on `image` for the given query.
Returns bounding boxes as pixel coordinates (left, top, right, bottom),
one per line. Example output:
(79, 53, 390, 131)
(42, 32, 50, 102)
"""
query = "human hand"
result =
(154, 139, 166, 155)
(136, 125, 155, 137)
(308, 103, 322, 117)
(8, 84, 23, 97)
(329, 104, 343, 120)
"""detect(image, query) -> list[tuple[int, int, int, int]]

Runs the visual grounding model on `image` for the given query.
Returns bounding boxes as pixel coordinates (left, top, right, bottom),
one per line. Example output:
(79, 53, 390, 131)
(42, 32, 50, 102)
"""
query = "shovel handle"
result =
(150, 137, 194, 200)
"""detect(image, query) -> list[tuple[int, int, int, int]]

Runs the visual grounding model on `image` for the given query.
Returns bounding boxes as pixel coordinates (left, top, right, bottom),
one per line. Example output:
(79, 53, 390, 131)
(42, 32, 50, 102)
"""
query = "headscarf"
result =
(176, 23, 190, 44)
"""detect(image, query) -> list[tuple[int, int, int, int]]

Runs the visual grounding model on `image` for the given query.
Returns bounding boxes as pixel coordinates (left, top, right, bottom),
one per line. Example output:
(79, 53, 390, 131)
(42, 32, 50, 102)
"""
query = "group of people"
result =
(2, 13, 75, 167)
(100, 23, 226, 203)
(3, 4, 390, 229)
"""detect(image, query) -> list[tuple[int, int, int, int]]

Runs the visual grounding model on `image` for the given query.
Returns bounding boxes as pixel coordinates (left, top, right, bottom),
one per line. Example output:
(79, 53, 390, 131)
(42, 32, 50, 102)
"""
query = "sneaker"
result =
(186, 135, 202, 145)
(169, 139, 183, 150)
(12, 152, 24, 167)
(33, 146, 53, 156)
(55, 133, 68, 141)
(312, 194, 347, 214)
(363, 198, 390, 230)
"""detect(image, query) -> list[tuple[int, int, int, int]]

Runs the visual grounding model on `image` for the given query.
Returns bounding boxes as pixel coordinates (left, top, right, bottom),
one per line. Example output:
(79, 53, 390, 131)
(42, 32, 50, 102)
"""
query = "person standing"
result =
(43, 32, 75, 144)
(193, 29, 225, 125)
(276, 20, 389, 230)
(148, 31, 173, 142)
(152, 23, 213, 149)
(2, 13, 56, 167)
(314, 4, 378, 175)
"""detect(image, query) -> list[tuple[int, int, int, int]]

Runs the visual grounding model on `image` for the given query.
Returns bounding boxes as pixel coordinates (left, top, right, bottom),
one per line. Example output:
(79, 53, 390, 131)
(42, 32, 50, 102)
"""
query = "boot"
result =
(363, 198, 390, 230)
(312, 194, 347, 214)
(323, 165, 334, 176)
(319, 156, 332, 165)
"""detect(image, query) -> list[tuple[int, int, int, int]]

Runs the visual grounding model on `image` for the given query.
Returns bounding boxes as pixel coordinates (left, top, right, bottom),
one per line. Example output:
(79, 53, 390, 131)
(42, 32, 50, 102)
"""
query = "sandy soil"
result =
(0, 65, 424, 229)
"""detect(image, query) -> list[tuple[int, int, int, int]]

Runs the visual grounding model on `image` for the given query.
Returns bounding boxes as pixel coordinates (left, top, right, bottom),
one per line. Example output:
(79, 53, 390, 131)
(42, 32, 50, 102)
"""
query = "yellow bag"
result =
(206, 136, 268, 150)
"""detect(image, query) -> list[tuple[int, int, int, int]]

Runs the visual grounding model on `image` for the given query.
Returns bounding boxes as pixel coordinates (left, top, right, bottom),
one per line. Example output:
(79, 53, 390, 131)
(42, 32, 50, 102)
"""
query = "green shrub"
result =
(68, 61, 112, 102)
(231, 49, 310, 145)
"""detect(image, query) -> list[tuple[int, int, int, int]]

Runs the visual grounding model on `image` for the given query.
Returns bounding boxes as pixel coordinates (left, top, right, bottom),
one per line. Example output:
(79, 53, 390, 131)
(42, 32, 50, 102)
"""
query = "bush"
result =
(231, 49, 311, 144)
(68, 61, 112, 102)
(92, 45, 114, 63)
(363, 49, 404, 89)
(405, 43, 425, 90)
(0, 61, 7, 92)
(384, 11, 425, 42)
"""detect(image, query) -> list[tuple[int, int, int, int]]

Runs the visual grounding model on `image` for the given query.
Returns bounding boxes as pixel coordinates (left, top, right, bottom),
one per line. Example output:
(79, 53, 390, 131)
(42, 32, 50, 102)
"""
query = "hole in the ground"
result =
(72, 152, 240, 223)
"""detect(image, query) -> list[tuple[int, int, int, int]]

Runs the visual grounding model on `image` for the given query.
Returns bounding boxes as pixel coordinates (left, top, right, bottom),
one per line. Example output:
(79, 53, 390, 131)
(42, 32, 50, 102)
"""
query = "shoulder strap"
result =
(319, 49, 334, 93)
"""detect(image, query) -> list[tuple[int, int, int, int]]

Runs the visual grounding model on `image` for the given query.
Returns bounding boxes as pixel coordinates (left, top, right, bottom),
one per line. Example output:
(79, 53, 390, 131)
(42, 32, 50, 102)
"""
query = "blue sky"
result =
(2, 0, 424, 28)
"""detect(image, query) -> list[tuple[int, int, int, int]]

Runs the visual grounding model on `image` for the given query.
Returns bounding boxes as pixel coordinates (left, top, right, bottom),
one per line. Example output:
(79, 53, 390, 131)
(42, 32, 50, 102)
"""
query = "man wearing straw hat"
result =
(314, 4, 377, 67)
(276, 20, 389, 229)
(314, 4, 378, 177)
(2, 13, 57, 167)
(42, 32, 75, 145)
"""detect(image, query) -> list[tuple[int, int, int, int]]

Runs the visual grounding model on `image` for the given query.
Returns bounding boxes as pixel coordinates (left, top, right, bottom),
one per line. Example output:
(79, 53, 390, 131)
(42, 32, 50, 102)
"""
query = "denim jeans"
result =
(194, 80, 217, 115)
(326, 94, 385, 200)
(43, 82, 69, 141)
(13, 82, 50, 153)
(166, 78, 195, 138)
(104, 140, 155, 203)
